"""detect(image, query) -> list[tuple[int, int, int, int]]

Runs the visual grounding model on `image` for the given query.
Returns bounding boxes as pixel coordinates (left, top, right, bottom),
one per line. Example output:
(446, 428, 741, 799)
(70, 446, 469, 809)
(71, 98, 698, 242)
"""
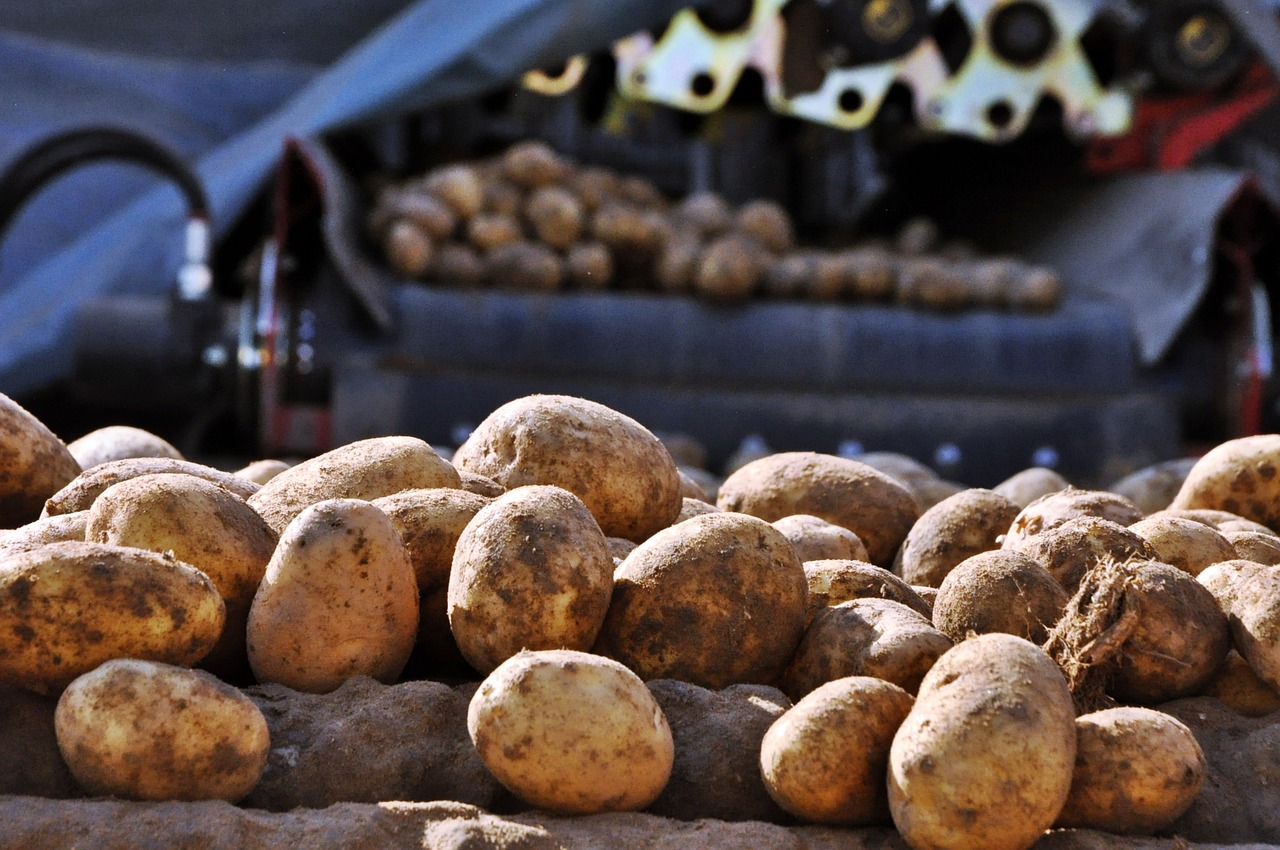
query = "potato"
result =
(86, 473, 278, 675)
(247, 436, 459, 535)
(384, 219, 433, 278)
(1005, 266, 1062, 311)
(1003, 487, 1144, 551)
(912, 478, 968, 511)
(607, 537, 638, 561)
(468, 649, 673, 814)
(1226, 566, 1280, 692)
(1152, 507, 1277, 536)
(735, 199, 794, 254)
(371, 488, 490, 595)
(423, 164, 484, 219)
(1108, 457, 1198, 515)
(618, 175, 666, 210)
(992, 466, 1069, 509)
(591, 203, 663, 261)
(761, 252, 816, 299)
(0, 511, 87, 554)
(234, 459, 290, 485)
(247, 499, 418, 692)
(900, 489, 1019, 588)
(1170, 435, 1280, 531)
(448, 485, 612, 674)
(655, 238, 701, 293)
(566, 167, 621, 213)
(0, 393, 80, 528)
(386, 191, 458, 241)
(1129, 515, 1236, 576)
(465, 213, 522, 251)
(931, 550, 1068, 644)
(888, 634, 1076, 850)
(809, 254, 849, 300)
(55, 659, 269, 802)
(676, 496, 720, 523)
(854, 452, 938, 493)
(501, 140, 569, 189)
(67, 426, 182, 470)
(783, 598, 951, 699)
(1055, 706, 1205, 834)
(1202, 649, 1280, 716)
(1223, 530, 1280, 565)
(717, 452, 920, 568)
(526, 186, 584, 250)
(457, 470, 504, 498)
(0, 541, 224, 693)
(673, 192, 733, 238)
(1009, 516, 1156, 594)
(913, 585, 939, 609)
(597, 512, 808, 689)
(844, 247, 897, 300)
(486, 240, 564, 291)
(773, 514, 868, 563)
(896, 216, 940, 255)
(564, 242, 614, 290)
(1196, 558, 1272, 618)
(693, 235, 764, 302)
(803, 559, 932, 620)
(431, 242, 486, 287)
(481, 179, 523, 218)
(453, 395, 681, 542)
(760, 676, 913, 825)
(677, 469, 708, 501)
(896, 257, 969, 310)
(43, 458, 258, 518)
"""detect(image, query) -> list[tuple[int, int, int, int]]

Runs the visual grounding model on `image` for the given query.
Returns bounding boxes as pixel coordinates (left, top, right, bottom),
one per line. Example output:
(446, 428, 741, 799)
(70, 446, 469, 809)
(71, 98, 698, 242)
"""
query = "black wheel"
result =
(821, 0, 933, 66)
(1142, 0, 1250, 91)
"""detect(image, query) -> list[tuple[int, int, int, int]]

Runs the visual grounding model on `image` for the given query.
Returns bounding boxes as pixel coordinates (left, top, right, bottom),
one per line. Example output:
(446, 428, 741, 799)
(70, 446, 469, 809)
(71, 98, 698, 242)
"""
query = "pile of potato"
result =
(5, 388, 1280, 849)
(368, 140, 1062, 311)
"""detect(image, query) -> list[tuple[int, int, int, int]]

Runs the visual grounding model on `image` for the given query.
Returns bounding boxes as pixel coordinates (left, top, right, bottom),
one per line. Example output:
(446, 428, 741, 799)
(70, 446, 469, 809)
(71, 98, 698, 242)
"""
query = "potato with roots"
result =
(803, 559, 932, 621)
(1008, 516, 1156, 595)
(1129, 515, 1237, 577)
(761, 676, 913, 825)
(1055, 707, 1205, 834)
(67, 425, 182, 470)
(0, 392, 80, 529)
(992, 467, 1069, 509)
(772, 514, 868, 563)
(889, 634, 1076, 850)
(1002, 487, 1144, 551)
(931, 550, 1068, 644)
(1171, 434, 1280, 531)
(717, 452, 919, 568)
(783, 599, 951, 699)
(468, 649, 673, 814)
(899, 489, 1019, 588)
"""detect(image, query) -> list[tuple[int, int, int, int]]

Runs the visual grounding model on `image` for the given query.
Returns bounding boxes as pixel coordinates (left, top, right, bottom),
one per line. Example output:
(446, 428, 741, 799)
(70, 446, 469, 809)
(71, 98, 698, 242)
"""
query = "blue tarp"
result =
(0, 0, 689, 395)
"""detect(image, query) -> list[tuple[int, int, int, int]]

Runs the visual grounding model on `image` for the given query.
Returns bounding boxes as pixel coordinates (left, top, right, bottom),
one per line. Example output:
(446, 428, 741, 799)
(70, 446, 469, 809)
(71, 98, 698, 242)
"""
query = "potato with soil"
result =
(693, 235, 765, 302)
(1108, 457, 1198, 515)
(501, 140, 569, 189)
(1152, 507, 1278, 536)
(448, 485, 612, 674)
(735, 199, 794, 254)
(526, 186, 584, 250)
(762, 676, 913, 825)
(468, 649, 673, 814)
(899, 489, 1019, 588)
(247, 499, 418, 693)
(383, 219, 433, 278)
(564, 242, 614, 290)
(673, 192, 733, 238)
(1009, 516, 1156, 594)
(1201, 650, 1280, 716)
(453, 395, 681, 542)
(55, 659, 268, 802)
(86, 473, 278, 674)
(486, 240, 564, 290)
(717, 451, 919, 568)
(235, 459, 290, 486)
(1055, 706, 1205, 834)
(772, 514, 868, 563)
(247, 436, 459, 535)
(1129, 515, 1236, 576)
(1002, 487, 1144, 551)
(932, 550, 1068, 644)
(993, 466, 1068, 509)
(0, 541, 224, 693)
(1223, 530, 1280, 564)
(423, 164, 484, 219)
(675, 497, 719, 523)
(0, 392, 80, 528)
(0, 511, 87, 554)
(1171, 434, 1280, 530)
(44, 457, 259, 517)
(1196, 558, 1272, 618)
(596, 512, 807, 689)
(1225, 566, 1280, 692)
(888, 634, 1076, 850)
(783, 599, 951, 699)
(803, 559, 932, 620)
(67, 426, 182, 470)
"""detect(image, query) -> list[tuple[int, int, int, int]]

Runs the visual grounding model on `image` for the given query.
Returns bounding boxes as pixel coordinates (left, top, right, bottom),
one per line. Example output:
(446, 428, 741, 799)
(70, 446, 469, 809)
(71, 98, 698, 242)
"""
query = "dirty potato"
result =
(717, 452, 920, 568)
(773, 514, 868, 563)
(247, 436, 459, 535)
(55, 659, 269, 802)
(247, 499, 418, 692)
(0, 541, 224, 693)
(234, 459, 290, 486)
(1008, 517, 1156, 594)
(1002, 487, 1145, 551)
(526, 186, 584, 250)
(1222, 530, 1280, 565)
(0, 511, 88, 554)
(899, 489, 1019, 588)
(803, 559, 932, 621)
(1108, 458, 1198, 515)
(486, 240, 564, 290)
(1225, 566, 1280, 693)
(760, 676, 913, 825)
(453, 395, 681, 542)
(931, 550, 1068, 644)
(735, 199, 794, 254)
(67, 426, 182, 470)
(1201, 649, 1280, 716)
(597, 512, 808, 689)
(501, 140, 570, 189)
(448, 485, 613, 674)
(423, 164, 484, 219)
(676, 497, 720, 523)
(674, 192, 733, 238)
(564, 242, 614, 290)
(693, 235, 765, 302)
(992, 467, 1069, 509)
(43, 458, 259, 518)
(1171, 435, 1280, 531)
(468, 649, 673, 814)
(0, 392, 80, 528)
(1129, 515, 1236, 576)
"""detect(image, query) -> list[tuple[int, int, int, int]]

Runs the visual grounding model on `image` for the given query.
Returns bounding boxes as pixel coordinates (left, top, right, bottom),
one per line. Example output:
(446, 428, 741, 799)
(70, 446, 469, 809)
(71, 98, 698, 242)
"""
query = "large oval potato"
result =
(0, 541, 225, 693)
(448, 485, 613, 674)
(761, 676, 913, 825)
(899, 489, 1019, 587)
(0, 392, 80, 528)
(468, 649, 673, 814)
(43, 458, 259, 518)
(888, 634, 1076, 850)
(453, 395, 681, 542)
(248, 436, 460, 535)
(247, 499, 418, 692)
(596, 512, 808, 689)
(716, 452, 919, 567)
(86, 473, 278, 675)
(66, 425, 182, 470)
(1129, 515, 1236, 577)
(1171, 435, 1280, 531)
(55, 659, 268, 802)
(932, 550, 1067, 644)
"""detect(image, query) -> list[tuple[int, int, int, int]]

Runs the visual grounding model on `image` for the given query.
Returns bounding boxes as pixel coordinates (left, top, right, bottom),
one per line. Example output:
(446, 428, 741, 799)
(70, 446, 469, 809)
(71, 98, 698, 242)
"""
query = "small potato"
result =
(888, 634, 1076, 850)
(843, 247, 897, 301)
(854, 452, 938, 493)
(783, 599, 951, 699)
(896, 216, 940, 255)
(597, 512, 808, 689)
(0, 392, 81, 528)
(809, 254, 848, 300)
(1056, 707, 1205, 834)
(1108, 457, 1198, 515)
(911, 478, 968, 511)
(235, 459, 290, 485)
(607, 537, 638, 561)
(55, 659, 269, 802)
(457, 470, 504, 498)
(448, 486, 613, 674)
(762, 252, 817, 299)
(673, 192, 733, 238)
(1171, 435, 1280, 530)
(486, 240, 564, 291)
(717, 452, 920, 568)
(0, 541, 225, 693)
(247, 499, 418, 693)
(1129, 515, 1237, 576)
(0, 511, 88, 554)
(735, 199, 794, 254)
(676, 496, 720, 523)
(566, 167, 621, 213)
(618, 175, 666, 210)
(247, 436, 459, 535)
(591, 203, 663, 262)
(431, 242, 486, 287)
(454, 395, 681, 542)
(1152, 507, 1277, 536)
(526, 186, 584, 250)
(43, 458, 258, 518)
(693, 236, 764, 302)
(482, 179, 524, 218)
(655, 238, 701, 294)
(803, 559, 932, 620)
(423, 164, 484, 219)
(1201, 649, 1280, 716)
(677, 469, 708, 501)
(384, 219, 433, 278)
(1002, 487, 1144, 551)
(932, 550, 1068, 644)
(465, 213, 522, 251)
(761, 676, 912, 825)
(993, 466, 1069, 509)
(900, 489, 1019, 588)
(1222, 530, 1280, 565)
(468, 649, 673, 814)
(385, 191, 458, 241)
(1009, 516, 1156, 594)
(564, 242, 614, 290)
(1005, 266, 1062, 311)
(773, 514, 868, 563)
(501, 140, 570, 189)
(67, 426, 182, 470)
